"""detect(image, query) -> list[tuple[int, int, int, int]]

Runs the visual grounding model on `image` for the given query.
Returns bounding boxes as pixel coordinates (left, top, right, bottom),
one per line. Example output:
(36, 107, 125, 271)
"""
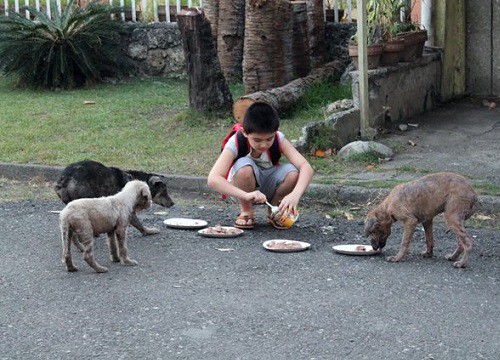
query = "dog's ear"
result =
(141, 186, 151, 198)
(149, 176, 164, 186)
(364, 216, 379, 237)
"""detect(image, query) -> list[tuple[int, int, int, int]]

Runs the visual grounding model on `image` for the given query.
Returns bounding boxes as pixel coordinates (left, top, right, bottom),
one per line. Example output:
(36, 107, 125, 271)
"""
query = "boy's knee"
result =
(234, 165, 255, 181)
(284, 171, 299, 185)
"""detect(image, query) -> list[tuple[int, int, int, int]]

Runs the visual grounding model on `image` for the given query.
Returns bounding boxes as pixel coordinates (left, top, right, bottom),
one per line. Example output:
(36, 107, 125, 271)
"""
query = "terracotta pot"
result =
(348, 43, 384, 70)
(397, 30, 428, 61)
(381, 38, 405, 65)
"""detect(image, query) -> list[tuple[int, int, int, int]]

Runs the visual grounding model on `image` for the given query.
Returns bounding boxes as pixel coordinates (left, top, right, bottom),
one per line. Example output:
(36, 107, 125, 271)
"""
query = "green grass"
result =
(0, 75, 351, 177)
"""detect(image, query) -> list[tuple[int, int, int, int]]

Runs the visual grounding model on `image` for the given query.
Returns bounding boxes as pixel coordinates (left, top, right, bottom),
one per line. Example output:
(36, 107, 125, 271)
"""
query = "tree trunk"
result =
(233, 61, 344, 122)
(177, 8, 233, 112)
(243, 0, 294, 94)
(291, 1, 310, 78)
(306, 0, 326, 68)
(217, 0, 246, 83)
(203, 0, 219, 48)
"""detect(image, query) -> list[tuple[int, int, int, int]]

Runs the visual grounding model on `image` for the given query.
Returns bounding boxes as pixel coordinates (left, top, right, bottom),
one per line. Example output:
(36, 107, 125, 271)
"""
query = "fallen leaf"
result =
(408, 140, 416, 146)
(474, 214, 492, 221)
(324, 148, 333, 157)
(83, 101, 96, 105)
(310, 146, 317, 156)
(325, 214, 332, 219)
(315, 150, 326, 157)
(342, 211, 355, 221)
(366, 165, 376, 170)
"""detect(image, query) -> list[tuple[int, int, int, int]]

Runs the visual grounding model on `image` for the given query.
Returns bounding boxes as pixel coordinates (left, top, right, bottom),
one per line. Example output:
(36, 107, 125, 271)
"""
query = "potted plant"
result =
(348, 0, 384, 70)
(394, 1, 428, 61)
(378, 0, 406, 65)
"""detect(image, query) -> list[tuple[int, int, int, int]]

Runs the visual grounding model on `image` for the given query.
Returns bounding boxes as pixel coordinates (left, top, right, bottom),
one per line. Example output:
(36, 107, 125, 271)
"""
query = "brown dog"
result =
(59, 180, 152, 273)
(364, 172, 477, 268)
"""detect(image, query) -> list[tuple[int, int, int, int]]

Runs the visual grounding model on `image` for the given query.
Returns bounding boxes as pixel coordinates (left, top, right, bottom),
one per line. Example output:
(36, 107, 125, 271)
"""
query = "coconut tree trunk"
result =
(234, 61, 344, 121)
(217, 0, 245, 83)
(306, 0, 326, 68)
(203, 0, 219, 48)
(291, 1, 310, 78)
(243, 0, 294, 94)
(177, 9, 233, 112)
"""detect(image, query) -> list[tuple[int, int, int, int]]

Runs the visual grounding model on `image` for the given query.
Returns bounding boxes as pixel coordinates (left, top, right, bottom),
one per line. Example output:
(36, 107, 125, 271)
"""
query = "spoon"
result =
(265, 201, 279, 215)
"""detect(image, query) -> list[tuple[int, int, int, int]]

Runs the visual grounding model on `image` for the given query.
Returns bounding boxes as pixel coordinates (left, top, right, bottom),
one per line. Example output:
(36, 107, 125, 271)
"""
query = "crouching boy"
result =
(207, 102, 314, 229)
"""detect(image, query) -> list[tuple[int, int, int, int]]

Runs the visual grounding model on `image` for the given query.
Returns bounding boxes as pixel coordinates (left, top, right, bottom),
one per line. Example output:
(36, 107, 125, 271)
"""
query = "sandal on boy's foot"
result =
(267, 216, 289, 230)
(234, 214, 255, 229)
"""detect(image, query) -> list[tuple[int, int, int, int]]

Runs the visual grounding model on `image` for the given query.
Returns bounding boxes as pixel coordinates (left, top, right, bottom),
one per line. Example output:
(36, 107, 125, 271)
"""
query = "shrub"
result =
(0, 0, 133, 89)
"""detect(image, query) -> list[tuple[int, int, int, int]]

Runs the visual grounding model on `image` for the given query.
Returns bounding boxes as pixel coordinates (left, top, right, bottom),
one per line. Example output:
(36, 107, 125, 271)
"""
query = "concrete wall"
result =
(350, 52, 442, 128)
(466, 0, 500, 96)
(294, 51, 442, 152)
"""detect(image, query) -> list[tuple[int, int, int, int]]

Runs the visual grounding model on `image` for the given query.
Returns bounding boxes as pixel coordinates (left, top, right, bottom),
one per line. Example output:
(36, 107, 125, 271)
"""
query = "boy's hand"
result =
(278, 193, 301, 214)
(245, 190, 267, 204)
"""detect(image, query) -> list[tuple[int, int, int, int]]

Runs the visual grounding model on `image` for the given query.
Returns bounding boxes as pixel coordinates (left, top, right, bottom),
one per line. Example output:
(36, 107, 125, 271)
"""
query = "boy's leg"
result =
(270, 170, 299, 205)
(230, 158, 261, 228)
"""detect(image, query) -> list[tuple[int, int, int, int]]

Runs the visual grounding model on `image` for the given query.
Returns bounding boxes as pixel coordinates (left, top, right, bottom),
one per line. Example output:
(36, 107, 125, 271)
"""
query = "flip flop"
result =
(234, 214, 255, 229)
(267, 216, 289, 230)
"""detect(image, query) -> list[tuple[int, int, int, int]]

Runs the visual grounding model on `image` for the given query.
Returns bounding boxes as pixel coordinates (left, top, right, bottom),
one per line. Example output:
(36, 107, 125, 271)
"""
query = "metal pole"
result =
(357, 0, 371, 138)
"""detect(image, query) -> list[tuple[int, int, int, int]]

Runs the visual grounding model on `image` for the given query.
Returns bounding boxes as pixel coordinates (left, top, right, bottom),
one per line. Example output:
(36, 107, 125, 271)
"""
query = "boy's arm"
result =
(207, 149, 264, 202)
(279, 138, 314, 210)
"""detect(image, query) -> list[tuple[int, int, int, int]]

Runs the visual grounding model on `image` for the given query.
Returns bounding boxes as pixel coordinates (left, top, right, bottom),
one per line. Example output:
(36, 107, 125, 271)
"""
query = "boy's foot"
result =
(234, 213, 255, 229)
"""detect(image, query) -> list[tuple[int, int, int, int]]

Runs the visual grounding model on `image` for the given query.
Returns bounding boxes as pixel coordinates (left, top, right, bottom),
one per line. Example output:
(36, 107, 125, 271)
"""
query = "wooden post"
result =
(357, 0, 372, 139)
(177, 8, 233, 112)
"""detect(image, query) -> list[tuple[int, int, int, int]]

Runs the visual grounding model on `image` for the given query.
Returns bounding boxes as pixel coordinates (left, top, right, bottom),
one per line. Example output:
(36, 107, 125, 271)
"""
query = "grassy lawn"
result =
(0, 75, 353, 177)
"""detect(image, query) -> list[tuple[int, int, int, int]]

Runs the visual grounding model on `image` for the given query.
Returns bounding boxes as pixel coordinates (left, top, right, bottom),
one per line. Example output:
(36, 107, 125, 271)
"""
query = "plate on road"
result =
(163, 218, 208, 230)
(263, 240, 311, 253)
(198, 226, 244, 238)
(332, 244, 380, 256)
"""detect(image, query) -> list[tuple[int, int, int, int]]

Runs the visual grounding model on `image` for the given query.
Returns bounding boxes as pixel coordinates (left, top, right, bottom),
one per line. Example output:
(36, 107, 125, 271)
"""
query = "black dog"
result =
(54, 160, 174, 235)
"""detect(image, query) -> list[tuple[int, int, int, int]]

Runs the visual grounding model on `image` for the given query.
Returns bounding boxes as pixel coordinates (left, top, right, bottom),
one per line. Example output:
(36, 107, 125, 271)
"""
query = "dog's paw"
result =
(121, 258, 138, 266)
(66, 266, 78, 272)
(421, 250, 433, 258)
(143, 227, 160, 235)
(386, 255, 402, 263)
(94, 266, 109, 273)
(452, 261, 466, 268)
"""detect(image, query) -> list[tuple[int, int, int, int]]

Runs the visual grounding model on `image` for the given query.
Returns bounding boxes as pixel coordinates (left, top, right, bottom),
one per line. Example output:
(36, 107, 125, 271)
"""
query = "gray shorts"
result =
(231, 157, 298, 199)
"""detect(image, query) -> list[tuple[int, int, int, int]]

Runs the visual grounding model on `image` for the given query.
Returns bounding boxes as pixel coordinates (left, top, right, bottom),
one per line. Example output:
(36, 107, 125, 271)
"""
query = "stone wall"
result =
(123, 22, 355, 79)
(125, 23, 186, 79)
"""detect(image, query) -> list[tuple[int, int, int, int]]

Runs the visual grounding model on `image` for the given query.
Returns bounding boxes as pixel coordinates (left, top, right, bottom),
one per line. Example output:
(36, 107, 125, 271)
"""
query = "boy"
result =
(207, 102, 314, 229)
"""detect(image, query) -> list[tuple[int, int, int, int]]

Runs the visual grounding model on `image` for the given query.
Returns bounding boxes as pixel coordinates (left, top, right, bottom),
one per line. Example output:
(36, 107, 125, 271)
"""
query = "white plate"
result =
(198, 226, 244, 238)
(263, 239, 311, 253)
(332, 244, 380, 256)
(163, 218, 208, 229)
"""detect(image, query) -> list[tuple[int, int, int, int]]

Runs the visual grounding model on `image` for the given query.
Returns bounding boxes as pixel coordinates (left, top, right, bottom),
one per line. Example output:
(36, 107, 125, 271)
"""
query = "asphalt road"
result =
(1, 193, 499, 360)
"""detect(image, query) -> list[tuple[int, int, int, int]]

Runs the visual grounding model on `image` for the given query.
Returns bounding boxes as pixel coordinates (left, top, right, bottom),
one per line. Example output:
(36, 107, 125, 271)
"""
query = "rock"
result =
(398, 123, 409, 131)
(324, 99, 354, 114)
(338, 141, 394, 159)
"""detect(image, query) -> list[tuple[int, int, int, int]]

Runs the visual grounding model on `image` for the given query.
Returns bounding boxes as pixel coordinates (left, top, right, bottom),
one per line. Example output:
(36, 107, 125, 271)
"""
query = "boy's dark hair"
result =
(243, 102, 280, 134)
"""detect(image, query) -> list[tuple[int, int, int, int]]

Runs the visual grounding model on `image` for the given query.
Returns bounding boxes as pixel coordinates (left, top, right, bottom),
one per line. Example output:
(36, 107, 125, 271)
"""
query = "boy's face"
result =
(243, 131, 276, 155)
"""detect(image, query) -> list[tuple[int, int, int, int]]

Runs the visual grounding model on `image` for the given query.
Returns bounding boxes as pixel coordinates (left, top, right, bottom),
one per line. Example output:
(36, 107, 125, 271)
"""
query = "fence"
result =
(1, 0, 353, 23)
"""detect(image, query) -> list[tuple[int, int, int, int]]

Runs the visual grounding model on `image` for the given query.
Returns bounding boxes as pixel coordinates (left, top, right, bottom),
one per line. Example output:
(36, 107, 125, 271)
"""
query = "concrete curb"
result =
(0, 162, 498, 215)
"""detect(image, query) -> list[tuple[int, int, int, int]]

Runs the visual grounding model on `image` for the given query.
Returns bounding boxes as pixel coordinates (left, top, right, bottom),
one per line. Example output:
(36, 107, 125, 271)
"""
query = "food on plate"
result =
(266, 240, 303, 250)
(355, 245, 367, 252)
(204, 225, 241, 235)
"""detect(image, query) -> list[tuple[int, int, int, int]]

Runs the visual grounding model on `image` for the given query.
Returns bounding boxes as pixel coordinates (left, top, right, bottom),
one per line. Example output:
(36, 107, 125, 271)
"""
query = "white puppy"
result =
(59, 180, 152, 273)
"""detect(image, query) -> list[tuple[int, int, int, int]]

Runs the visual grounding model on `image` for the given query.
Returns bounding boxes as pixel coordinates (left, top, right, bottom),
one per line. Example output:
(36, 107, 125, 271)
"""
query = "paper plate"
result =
(263, 240, 311, 253)
(198, 226, 244, 238)
(332, 244, 380, 256)
(163, 218, 208, 230)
